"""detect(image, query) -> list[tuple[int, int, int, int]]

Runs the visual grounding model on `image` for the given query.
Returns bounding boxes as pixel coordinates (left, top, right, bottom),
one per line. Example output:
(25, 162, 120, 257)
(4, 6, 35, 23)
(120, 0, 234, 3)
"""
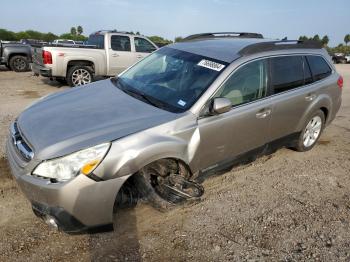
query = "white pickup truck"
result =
(32, 31, 158, 86)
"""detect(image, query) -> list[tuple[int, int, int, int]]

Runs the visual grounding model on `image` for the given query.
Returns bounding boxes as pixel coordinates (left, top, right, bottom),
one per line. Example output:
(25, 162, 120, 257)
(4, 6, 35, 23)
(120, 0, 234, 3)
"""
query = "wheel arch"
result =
(66, 59, 95, 74)
(296, 94, 331, 131)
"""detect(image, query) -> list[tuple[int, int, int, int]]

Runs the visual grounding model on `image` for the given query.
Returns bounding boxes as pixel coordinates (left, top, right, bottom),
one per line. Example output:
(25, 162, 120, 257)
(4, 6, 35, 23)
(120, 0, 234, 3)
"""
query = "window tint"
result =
(87, 34, 104, 49)
(215, 59, 268, 106)
(303, 56, 313, 85)
(271, 56, 304, 93)
(307, 55, 332, 81)
(111, 35, 131, 51)
(134, 37, 156, 53)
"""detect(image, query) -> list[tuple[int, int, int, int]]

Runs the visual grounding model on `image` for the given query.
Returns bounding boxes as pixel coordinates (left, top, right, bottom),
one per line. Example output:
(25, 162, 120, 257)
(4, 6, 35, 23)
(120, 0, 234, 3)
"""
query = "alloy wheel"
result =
(303, 116, 322, 147)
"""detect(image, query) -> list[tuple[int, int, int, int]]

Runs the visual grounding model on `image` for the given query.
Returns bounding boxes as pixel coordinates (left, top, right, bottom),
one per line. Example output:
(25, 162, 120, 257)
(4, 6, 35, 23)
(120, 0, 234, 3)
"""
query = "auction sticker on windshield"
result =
(197, 59, 225, 71)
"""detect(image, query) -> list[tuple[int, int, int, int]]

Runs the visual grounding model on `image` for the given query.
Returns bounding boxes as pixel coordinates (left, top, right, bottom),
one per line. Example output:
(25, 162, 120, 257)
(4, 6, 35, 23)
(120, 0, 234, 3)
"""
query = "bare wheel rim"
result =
(71, 69, 91, 86)
(303, 116, 322, 147)
(13, 58, 26, 70)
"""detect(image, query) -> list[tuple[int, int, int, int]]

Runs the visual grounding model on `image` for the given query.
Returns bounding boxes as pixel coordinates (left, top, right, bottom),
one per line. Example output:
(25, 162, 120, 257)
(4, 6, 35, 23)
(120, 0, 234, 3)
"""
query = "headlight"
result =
(32, 143, 110, 182)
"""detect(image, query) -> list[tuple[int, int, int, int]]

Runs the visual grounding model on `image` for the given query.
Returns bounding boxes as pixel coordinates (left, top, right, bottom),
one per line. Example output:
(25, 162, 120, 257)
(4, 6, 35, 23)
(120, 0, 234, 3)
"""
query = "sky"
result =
(1, 0, 349, 46)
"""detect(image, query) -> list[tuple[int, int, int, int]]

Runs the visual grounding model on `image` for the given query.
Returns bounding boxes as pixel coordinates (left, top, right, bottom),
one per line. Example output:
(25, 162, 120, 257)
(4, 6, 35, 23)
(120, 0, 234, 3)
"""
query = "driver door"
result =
(196, 58, 273, 170)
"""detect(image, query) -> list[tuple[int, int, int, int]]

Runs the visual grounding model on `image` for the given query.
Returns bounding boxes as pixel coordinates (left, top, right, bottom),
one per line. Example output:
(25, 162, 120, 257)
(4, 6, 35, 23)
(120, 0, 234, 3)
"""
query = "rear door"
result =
(197, 58, 273, 170)
(133, 37, 157, 63)
(107, 35, 134, 75)
(267, 55, 315, 141)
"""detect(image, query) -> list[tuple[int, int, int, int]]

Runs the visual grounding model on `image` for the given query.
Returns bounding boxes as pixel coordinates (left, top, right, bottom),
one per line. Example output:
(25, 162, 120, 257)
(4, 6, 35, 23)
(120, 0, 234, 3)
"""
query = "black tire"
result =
(66, 65, 94, 87)
(293, 110, 325, 152)
(9, 55, 29, 72)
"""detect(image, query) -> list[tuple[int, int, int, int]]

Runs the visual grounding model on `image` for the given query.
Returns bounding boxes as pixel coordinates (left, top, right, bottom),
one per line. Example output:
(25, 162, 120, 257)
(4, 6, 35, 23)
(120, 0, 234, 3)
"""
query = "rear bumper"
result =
(6, 137, 129, 232)
(31, 62, 52, 77)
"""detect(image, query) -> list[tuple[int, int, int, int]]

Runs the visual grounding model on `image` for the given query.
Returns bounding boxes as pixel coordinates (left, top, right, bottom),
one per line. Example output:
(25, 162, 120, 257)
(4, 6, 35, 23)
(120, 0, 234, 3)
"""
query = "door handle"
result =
(256, 108, 271, 119)
(305, 93, 317, 101)
(112, 53, 119, 57)
(136, 55, 143, 59)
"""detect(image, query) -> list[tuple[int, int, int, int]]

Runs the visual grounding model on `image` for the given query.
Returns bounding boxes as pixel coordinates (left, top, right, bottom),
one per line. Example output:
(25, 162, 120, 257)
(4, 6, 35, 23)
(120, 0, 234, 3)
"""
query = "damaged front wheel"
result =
(134, 159, 204, 209)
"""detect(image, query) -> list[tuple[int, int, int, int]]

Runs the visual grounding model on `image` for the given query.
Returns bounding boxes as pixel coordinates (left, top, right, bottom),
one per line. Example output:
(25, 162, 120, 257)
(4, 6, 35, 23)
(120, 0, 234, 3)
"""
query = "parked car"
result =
(7, 32, 342, 232)
(0, 40, 32, 71)
(331, 53, 347, 64)
(345, 54, 350, 63)
(32, 30, 158, 86)
(52, 39, 76, 46)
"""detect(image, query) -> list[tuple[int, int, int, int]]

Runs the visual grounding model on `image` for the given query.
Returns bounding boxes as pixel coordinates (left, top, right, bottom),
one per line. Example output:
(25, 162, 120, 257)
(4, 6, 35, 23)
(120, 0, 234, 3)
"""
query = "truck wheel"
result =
(9, 55, 29, 72)
(293, 110, 325, 152)
(67, 66, 94, 87)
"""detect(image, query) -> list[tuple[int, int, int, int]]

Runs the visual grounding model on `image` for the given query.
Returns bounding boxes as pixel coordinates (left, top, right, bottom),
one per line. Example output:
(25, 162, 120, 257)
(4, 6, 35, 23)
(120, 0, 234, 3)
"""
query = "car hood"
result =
(17, 79, 180, 160)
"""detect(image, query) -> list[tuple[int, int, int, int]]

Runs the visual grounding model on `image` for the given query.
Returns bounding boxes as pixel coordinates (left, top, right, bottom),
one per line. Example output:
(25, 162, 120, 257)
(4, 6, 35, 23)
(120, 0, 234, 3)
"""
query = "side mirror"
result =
(210, 98, 232, 115)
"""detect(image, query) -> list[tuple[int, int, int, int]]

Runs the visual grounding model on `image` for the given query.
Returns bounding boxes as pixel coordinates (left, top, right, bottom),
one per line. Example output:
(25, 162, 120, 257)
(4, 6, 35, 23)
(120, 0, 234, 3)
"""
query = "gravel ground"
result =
(0, 65, 349, 261)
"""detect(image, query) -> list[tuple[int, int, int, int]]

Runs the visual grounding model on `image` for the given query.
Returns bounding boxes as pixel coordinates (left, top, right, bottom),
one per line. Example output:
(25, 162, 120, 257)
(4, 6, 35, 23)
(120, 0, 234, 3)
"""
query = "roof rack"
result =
(183, 32, 264, 41)
(239, 40, 323, 55)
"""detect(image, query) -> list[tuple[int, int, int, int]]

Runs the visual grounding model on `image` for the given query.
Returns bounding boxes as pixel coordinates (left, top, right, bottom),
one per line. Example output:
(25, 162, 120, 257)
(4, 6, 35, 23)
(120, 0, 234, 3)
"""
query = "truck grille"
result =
(10, 122, 34, 161)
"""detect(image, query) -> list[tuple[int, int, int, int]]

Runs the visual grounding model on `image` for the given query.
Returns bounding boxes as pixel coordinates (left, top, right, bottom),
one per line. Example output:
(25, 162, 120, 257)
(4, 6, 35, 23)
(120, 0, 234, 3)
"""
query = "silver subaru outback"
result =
(6, 32, 343, 232)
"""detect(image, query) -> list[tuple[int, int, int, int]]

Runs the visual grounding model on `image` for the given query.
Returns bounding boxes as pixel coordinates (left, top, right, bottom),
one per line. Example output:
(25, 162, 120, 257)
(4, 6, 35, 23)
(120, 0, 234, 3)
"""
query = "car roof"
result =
(169, 37, 323, 63)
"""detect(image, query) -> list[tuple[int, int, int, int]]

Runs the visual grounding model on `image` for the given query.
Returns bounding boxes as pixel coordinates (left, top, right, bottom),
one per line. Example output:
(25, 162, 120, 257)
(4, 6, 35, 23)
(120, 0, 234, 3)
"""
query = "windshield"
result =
(115, 47, 228, 113)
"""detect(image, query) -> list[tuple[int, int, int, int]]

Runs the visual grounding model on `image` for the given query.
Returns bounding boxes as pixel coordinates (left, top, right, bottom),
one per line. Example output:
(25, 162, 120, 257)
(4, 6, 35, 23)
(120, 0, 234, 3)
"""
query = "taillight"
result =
(42, 50, 52, 64)
(337, 76, 343, 89)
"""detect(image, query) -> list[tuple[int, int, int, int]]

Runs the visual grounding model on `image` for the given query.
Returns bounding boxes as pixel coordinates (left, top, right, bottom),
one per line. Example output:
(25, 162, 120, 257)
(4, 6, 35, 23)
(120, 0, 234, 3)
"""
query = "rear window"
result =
(271, 56, 304, 93)
(306, 55, 332, 81)
(87, 34, 105, 49)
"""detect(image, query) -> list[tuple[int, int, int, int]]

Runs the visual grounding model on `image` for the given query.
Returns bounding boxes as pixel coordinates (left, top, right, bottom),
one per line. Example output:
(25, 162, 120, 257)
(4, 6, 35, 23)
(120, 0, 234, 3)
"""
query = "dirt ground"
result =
(0, 65, 349, 261)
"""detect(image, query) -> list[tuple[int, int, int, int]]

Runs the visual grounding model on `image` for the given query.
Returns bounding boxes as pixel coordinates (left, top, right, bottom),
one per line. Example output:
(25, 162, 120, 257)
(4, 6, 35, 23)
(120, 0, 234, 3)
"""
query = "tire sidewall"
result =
(9, 56, 29, 72)
(297, 110, 325, 151)
(67, 65, 94, 87)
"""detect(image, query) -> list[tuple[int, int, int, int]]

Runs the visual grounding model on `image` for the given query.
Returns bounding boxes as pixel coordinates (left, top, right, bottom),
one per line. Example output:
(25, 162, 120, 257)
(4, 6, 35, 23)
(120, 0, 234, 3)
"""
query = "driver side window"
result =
(215, 59, 268, 106)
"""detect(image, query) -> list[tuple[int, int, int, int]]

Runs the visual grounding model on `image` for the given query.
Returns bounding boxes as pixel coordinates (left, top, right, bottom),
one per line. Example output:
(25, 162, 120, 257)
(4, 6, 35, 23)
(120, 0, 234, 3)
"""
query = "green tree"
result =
(43, 32, 58, 42)
(344, 34, 350, 45)
(321, 35, 329, 46)
(148, 35, 173, 46)
(313, 34, 320, 42)
(0, 29, 16, 41)
(77, 26, 83, 35)
(70, 27, 77, 36)
(15, 31, 31, 41)
(298, 35, 309, 41)
(175, 36, 184, 42)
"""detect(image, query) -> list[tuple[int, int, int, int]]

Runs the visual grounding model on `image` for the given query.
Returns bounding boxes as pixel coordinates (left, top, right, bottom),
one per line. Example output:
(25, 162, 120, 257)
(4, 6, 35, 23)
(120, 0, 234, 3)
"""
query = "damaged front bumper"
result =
(6, 138, 129, 232)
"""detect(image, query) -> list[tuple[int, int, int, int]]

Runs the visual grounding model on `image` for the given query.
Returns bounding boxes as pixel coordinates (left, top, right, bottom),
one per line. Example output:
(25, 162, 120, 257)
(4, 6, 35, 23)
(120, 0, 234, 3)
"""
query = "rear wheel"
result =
(293, 110, 325, 152)
(67, 65, 93, 87)
(9, 55, 29, 72)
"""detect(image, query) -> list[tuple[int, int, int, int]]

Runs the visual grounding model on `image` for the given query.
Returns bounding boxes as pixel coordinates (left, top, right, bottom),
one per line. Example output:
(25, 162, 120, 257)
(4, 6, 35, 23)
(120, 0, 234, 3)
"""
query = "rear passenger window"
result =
(271, 56, 304, 93)
(306, 55, 332, 81)
(111, 35, 131, 51)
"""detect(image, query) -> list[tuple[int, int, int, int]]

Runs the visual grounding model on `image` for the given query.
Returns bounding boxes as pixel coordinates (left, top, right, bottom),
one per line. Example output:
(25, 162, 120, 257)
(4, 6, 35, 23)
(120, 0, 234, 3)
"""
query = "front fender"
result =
(94, 127, 200, 180)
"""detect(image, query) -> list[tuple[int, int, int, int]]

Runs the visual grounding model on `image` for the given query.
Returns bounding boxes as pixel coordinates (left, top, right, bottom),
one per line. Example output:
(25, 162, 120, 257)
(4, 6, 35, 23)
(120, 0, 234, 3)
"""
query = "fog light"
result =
(44, 215, 58, 230)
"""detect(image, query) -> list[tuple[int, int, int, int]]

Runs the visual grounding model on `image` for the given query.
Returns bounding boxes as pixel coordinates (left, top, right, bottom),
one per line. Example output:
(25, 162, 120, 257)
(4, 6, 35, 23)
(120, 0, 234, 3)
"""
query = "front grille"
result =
(10, 122, 34, 161)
